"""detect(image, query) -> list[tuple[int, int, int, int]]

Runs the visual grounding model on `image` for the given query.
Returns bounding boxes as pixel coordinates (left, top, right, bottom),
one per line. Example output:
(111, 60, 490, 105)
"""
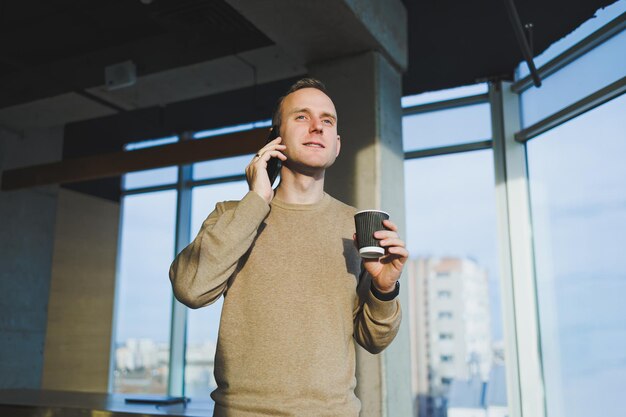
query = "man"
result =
(170, 78, 408, 416)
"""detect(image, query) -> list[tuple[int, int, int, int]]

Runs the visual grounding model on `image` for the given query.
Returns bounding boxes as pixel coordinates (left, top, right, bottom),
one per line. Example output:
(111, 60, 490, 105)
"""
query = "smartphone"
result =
(265, 125, 282, 185)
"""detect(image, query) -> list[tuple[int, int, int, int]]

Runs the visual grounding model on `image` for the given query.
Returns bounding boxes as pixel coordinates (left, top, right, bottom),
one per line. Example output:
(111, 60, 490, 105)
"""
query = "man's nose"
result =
(310, 117, 324, 132)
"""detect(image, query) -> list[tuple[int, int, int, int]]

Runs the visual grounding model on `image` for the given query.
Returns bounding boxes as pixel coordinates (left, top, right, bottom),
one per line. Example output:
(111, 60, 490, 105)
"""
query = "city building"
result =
(408, 257, 493, 416)
(446, 365, 508, 417)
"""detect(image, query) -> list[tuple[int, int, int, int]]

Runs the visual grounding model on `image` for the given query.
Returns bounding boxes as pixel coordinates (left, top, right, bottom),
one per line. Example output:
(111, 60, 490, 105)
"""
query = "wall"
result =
(0, 126, 63, 388)
(41, 188, 120, 392)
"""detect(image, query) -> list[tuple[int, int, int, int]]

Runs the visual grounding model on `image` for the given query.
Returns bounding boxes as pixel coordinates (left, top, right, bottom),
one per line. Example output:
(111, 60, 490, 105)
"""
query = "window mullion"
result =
(168, 152, 193, 396)
(490, 81, 546, 417)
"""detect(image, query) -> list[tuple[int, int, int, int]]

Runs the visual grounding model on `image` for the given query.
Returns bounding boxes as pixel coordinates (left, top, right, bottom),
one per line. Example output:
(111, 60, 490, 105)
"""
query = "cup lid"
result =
(355, 209, 390, 216)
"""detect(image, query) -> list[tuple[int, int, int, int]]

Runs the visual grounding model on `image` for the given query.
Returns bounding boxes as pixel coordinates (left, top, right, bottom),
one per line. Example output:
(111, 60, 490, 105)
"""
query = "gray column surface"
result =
(225, 0, 408, 71)
(0, 126, 63, 388)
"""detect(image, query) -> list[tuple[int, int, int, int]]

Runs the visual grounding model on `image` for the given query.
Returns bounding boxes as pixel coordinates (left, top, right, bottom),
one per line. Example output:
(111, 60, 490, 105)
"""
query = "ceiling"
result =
(0, 0, 617, 112)
(0, 0, 273, 109)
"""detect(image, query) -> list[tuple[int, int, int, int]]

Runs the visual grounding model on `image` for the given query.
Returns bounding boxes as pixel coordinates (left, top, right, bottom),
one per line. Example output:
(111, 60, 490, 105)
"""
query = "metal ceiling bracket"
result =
(503, 0, 542, 88)
(524, 23, 535, 54)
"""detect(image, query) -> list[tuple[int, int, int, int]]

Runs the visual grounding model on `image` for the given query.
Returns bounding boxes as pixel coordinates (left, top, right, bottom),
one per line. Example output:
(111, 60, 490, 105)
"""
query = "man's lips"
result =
(303, 141, 325, 148)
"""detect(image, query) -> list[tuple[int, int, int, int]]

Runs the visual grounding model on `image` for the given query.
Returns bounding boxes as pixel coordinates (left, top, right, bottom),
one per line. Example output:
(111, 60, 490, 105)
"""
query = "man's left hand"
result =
(354, 219, 409, 293)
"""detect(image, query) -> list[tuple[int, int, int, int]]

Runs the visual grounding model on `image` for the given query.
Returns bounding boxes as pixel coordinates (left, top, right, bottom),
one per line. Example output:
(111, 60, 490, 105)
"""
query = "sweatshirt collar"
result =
(270, 192, 330, 211)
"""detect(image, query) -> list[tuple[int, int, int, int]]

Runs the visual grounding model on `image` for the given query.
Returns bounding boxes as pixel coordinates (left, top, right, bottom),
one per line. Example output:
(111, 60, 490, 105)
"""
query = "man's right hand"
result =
(245, 137, 287, 204)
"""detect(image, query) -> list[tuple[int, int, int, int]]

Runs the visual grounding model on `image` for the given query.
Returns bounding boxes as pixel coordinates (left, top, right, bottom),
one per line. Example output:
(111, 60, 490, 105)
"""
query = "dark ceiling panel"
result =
(0, 0, 273, 107)
(401, 0, 618, 94)
(0, 0, 620, 106)
(1, 1, 164, 72)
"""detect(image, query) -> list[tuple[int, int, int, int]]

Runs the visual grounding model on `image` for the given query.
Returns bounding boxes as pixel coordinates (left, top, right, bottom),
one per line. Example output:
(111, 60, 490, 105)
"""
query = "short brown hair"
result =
(272, 78, 331, 128)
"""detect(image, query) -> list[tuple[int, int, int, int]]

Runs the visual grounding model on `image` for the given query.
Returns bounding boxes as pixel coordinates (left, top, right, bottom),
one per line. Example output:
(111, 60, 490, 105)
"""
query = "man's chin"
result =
(284, 160, 328, 178)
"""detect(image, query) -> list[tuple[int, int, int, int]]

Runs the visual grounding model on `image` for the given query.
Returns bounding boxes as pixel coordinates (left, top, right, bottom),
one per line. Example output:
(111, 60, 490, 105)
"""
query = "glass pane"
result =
(123, 166, 178, 190)
(520, 28, 626, 127)
(113, 190, 177, 394)
(403, 103, 491, 151)
(404, 151, 507, 417)
(193, 155, 253, 181)
(193, 120, 271, 139)
(527, 93, 626, 417)
(402, 83, 488, 108)
(125, 136, 178, 151)
(185, 180, 249, 399)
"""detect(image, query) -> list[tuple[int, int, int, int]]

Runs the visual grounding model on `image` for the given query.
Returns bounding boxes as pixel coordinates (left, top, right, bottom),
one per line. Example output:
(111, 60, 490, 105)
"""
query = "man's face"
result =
(278, 88, 341, 175)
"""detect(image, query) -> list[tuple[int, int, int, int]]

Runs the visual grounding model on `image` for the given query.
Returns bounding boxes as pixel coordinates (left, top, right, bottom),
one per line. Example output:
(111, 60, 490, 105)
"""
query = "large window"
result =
(113, 190, 177, 394)
(403, 85, 508, 417)
(515, 3, 626, 416)
(526, 92, 626, 417)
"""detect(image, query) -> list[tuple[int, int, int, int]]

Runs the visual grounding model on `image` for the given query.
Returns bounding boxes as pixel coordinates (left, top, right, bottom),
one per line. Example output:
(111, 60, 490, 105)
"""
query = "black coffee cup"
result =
(354, 210, 390, 258)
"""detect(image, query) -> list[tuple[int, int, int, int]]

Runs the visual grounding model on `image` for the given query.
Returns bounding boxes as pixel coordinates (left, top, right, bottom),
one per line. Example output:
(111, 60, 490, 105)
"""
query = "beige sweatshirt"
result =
(170, 191, 401, 416)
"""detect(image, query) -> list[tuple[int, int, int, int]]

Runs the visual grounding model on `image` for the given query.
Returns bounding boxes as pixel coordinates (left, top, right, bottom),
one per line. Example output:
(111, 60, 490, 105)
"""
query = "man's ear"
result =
(336, 135, 341, 157)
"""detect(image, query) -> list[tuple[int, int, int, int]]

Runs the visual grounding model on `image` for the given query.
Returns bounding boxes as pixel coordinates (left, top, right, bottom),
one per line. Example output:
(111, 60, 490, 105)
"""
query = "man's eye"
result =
(323, 119, 333, 125)
(296, 115, 306, 120)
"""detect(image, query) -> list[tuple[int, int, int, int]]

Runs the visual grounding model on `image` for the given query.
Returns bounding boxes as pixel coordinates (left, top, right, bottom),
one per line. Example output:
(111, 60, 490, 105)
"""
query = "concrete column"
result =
(0, 126, 63, 388)
(312, 51, 413, 417)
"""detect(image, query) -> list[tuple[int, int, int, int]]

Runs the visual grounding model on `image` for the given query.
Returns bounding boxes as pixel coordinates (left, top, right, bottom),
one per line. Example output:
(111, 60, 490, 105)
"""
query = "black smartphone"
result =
(265, 125, 282, 185)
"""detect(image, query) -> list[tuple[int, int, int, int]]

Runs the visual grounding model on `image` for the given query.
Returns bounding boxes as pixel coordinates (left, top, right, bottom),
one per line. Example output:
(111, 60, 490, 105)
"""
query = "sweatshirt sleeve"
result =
(353, 270, 402, 354)
(169, 191, 270, 309)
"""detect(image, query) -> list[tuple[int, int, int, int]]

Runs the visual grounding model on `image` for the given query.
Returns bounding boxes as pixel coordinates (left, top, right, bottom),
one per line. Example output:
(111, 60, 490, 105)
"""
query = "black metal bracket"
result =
(503, 0, 542, 87)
